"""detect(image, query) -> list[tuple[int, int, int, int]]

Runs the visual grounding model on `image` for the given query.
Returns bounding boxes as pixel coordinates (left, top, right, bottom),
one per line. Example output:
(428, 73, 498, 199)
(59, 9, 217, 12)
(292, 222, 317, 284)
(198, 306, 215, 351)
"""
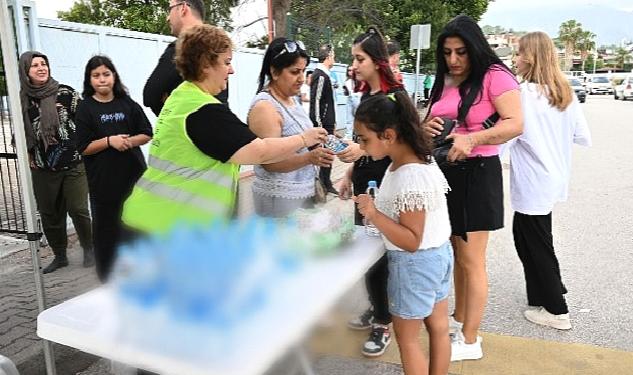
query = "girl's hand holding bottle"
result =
(352, 193, 377, 221)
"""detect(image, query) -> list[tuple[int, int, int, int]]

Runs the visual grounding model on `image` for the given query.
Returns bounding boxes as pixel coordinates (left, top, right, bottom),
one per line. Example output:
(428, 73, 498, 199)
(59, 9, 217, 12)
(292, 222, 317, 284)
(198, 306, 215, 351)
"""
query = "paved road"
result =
(482, 94, 633, 350)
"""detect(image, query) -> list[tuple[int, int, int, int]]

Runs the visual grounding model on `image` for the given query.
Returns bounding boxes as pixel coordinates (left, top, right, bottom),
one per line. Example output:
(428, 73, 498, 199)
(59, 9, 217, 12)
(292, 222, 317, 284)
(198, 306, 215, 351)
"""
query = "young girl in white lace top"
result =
(353, 91, 453, 375)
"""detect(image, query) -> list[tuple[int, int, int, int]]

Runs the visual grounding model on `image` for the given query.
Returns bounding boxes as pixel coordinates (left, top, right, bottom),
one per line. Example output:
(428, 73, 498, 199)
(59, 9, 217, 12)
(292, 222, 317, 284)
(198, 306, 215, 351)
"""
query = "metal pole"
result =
(267, 0, 274, 42)
(593, 50, 597, 75)
(414, 47, 421, 105)
(0, 1, 56, 374)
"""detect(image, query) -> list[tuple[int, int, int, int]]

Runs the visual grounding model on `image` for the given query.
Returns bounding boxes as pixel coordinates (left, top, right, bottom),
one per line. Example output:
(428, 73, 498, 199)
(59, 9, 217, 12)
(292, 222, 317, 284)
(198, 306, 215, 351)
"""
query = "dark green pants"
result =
(31, 163, 93, 257)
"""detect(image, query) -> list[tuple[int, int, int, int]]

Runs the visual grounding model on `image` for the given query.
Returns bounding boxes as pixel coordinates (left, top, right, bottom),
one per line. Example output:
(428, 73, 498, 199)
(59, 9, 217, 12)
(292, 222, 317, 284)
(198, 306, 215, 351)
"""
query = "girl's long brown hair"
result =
(518, 31, 573, 111)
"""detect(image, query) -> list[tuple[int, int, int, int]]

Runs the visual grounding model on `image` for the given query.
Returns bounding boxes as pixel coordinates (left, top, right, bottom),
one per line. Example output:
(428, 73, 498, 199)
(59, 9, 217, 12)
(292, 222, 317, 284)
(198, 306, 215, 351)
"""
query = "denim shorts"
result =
(387, 241, 453, 319)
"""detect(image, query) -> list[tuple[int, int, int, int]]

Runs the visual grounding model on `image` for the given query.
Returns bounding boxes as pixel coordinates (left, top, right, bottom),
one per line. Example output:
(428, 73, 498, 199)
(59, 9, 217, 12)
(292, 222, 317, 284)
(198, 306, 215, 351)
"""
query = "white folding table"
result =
(37, 228, 384, 375)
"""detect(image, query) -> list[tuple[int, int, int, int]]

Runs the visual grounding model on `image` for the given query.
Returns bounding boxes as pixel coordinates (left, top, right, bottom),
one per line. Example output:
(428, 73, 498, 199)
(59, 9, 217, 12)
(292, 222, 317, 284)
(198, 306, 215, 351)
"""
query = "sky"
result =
(482, 0, 633, 13)
(36, 0, 633, 19)
(480, 0, 633, 45)
(33, 0, 75, 19)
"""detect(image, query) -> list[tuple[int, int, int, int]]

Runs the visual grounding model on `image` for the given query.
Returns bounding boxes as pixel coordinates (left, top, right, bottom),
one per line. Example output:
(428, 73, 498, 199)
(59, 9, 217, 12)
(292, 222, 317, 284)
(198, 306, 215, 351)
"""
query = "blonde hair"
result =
(175, 24, 233, 82)
(518, 31, 573, 111)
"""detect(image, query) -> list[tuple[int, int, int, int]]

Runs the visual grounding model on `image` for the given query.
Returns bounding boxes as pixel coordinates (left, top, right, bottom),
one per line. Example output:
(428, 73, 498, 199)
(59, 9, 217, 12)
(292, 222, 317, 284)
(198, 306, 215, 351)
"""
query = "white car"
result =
(586, 75, 613, 95)
(614, 75, 633, 101)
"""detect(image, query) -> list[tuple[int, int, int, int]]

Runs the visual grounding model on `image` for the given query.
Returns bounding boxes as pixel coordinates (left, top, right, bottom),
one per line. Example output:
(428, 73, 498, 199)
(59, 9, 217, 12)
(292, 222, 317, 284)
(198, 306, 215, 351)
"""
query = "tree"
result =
(272, 0, 292, 37)
(614, 47, 632, 70)
(576, 30, 596, 72)
(58, 0, 234, 35)
(287, 0, 491, 71)
(558, 20, 583, 71)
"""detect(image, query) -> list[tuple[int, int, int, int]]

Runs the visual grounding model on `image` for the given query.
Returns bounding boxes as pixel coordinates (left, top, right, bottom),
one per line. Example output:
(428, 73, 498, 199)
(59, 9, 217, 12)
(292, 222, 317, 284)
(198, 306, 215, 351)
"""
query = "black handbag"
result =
(432, 113, 500, 169)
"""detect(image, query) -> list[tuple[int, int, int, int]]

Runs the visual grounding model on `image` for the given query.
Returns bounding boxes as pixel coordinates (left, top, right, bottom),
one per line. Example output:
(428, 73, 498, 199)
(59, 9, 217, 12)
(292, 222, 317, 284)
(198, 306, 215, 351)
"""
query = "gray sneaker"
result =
(348, 308, 374, 330)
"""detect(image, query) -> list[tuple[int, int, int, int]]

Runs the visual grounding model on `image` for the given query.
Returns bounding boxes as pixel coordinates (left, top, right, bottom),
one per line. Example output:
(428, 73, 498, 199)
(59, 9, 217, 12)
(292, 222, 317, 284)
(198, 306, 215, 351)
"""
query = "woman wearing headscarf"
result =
(18, 51, 94, 274)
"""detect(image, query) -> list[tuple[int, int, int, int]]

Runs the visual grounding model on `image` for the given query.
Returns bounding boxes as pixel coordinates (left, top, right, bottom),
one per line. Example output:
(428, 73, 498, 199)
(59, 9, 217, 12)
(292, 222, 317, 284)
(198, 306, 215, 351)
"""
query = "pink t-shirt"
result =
(430, 66, 518, 157)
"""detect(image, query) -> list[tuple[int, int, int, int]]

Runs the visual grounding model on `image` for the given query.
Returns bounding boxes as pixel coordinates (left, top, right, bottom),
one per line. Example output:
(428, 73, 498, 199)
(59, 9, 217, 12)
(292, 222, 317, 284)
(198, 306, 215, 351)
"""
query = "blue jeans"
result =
(387, 241, 453, 319)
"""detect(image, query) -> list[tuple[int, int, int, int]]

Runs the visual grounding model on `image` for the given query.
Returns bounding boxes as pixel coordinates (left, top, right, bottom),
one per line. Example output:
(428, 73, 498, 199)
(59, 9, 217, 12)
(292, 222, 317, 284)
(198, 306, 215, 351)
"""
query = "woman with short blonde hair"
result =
(510, 31, 591, 330)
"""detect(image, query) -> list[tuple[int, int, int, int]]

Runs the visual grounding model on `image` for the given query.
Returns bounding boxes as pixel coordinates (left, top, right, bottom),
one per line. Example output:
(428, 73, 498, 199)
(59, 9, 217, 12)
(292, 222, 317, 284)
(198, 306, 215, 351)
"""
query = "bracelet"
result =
(106, 136, 110, 148)
(299, 133, 308, 148)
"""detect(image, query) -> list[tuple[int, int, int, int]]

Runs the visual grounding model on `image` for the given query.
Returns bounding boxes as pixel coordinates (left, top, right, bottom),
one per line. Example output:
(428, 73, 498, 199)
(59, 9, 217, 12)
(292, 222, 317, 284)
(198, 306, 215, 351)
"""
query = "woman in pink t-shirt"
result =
(422, 15, 523, 362)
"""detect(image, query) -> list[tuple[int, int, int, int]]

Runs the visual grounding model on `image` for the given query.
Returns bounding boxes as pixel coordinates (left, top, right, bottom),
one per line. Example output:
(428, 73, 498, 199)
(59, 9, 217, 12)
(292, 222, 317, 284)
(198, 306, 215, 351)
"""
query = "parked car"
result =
(586, 75, 613, 95)
(614, 75, 633, 101)
(568, 78, 586, 103)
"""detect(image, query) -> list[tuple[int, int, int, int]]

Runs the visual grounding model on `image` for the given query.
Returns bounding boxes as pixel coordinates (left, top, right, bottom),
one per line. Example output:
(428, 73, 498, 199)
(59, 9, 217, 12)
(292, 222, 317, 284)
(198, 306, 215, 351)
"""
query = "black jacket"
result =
(309, 67, 336, 132)
(143, 42, 229, 116)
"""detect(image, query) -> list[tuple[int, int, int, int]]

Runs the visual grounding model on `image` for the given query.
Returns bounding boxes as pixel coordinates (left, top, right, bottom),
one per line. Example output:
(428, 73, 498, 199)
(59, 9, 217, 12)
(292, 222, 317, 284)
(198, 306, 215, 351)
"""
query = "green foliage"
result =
(288, 0, 491, 71)
(245, 35, 269, 50)
(614, 47, 632, 69)
(58, 0, 234, 35)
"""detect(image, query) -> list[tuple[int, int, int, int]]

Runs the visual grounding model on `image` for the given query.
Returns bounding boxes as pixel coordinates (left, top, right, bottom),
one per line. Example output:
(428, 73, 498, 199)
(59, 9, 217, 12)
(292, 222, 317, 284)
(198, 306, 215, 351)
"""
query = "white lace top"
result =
(374, 162, 451, 251)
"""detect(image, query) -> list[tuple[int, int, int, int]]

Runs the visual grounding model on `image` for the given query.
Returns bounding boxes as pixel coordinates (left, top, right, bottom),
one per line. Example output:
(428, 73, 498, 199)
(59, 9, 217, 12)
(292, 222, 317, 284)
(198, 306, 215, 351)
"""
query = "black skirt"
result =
(441, 155, 504, 241)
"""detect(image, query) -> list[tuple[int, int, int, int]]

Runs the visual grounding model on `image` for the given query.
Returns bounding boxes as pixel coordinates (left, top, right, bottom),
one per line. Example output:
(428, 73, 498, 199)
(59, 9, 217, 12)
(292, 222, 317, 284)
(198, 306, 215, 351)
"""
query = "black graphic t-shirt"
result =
(76, 96, 153, 202)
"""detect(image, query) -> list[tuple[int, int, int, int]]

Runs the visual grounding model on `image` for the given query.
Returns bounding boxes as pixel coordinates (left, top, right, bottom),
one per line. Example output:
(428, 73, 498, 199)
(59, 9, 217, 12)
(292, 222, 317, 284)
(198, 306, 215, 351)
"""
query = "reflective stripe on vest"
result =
(147, 155, 234, 190)
(135, 177, 227, 214)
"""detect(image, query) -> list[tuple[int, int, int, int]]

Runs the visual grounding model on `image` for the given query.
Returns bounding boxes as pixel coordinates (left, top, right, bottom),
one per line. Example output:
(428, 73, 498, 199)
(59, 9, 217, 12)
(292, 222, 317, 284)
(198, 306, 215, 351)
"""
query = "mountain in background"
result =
(480, 3, 633, 46)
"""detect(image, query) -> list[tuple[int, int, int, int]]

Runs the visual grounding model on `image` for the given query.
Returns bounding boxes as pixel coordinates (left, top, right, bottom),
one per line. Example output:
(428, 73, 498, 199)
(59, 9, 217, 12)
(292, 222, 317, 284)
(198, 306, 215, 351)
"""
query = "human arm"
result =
(446, 89, 523, 162)
(336, 140, 366, 163)
(337, 165, 354, 200)
(186, 104, 327, 165)
(247, 100, 334, 172)
(143, 43, 182, 116)
(354, 193, 425, 252)
(310, 73, 325, 127)
(572, 98, 591, 146)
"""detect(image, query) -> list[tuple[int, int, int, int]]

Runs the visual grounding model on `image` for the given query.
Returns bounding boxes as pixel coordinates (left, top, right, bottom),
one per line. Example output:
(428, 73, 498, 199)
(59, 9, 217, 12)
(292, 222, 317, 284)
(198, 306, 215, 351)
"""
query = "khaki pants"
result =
(31, 163, 93, 257)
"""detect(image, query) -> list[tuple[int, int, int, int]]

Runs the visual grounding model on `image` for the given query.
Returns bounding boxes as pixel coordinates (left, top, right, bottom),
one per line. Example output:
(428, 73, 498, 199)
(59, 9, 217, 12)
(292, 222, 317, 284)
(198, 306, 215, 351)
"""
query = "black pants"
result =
(319, 166, 333, 189)
(513, 212, 568, 315)
(31, 163, 93, 258)
(365, 254, 391, 325)
(90, 198, 128, 282)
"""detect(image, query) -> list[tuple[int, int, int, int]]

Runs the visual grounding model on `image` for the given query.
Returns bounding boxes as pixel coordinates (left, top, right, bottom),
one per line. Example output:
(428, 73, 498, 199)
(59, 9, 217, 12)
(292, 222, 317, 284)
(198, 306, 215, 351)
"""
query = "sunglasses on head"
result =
(273, 40, 306, 60)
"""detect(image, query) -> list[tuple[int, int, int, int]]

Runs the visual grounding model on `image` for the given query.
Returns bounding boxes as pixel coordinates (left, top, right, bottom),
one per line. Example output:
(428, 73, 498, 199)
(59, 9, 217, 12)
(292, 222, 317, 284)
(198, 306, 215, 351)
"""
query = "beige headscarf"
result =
(18, 51, 60, 151)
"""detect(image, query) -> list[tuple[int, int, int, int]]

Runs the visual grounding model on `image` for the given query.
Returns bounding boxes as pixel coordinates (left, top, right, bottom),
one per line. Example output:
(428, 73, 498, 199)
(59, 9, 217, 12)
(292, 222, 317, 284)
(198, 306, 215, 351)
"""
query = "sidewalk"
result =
(1, 159, 632, 374)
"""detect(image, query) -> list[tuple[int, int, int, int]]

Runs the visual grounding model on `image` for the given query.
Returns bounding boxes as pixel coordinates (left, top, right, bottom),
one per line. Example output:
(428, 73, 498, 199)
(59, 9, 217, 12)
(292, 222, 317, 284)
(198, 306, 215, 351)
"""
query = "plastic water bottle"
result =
(324, 134, 348, 152)
(365, 180, 380, 237)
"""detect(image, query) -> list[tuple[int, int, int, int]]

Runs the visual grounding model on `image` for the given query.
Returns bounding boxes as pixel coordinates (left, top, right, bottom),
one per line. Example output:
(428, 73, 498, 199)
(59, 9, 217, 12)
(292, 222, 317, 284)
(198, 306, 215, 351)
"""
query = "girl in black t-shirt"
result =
(336, 26, 406, 358)
(76, 55, 153, 281)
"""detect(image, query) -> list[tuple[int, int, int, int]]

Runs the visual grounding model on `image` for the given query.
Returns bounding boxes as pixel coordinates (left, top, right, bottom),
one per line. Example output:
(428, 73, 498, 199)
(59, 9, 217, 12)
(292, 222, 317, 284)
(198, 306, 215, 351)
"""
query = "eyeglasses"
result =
(273, 40, 306, 61)
(167, 1, 188, 12)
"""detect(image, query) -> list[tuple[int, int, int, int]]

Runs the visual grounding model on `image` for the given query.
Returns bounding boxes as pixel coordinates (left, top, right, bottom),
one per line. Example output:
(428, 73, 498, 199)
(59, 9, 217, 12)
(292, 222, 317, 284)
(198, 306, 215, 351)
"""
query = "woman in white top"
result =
(354, 91, 452, 375)
(511, 31, 591, 330)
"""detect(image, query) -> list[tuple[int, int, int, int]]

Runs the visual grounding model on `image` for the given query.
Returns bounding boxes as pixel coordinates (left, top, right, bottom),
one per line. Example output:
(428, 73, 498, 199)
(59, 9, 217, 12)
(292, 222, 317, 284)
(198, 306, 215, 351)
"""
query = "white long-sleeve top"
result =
(509, 82, 592, 215)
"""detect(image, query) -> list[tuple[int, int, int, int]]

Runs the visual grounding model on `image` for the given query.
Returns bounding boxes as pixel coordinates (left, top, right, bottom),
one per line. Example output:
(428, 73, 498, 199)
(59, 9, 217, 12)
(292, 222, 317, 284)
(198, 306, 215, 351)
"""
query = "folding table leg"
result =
(294, 346, 316, 375)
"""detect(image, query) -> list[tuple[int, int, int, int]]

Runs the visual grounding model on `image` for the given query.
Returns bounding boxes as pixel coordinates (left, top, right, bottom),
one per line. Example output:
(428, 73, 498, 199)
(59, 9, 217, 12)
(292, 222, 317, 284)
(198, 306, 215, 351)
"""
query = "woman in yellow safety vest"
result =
(123, 25, 327, 235)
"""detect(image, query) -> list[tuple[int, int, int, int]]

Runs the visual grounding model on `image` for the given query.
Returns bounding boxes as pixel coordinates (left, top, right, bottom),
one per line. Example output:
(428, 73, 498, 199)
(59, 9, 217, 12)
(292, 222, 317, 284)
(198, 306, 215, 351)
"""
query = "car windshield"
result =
(593, 76, 609, 83)
(569, 79, 582, 86)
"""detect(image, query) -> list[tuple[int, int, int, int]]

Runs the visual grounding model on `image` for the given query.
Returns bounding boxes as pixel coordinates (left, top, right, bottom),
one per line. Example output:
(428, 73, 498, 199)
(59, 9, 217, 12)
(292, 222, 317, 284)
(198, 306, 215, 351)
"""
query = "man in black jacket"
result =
(143, 0, 228, 116)
(310, 44, 338, 194)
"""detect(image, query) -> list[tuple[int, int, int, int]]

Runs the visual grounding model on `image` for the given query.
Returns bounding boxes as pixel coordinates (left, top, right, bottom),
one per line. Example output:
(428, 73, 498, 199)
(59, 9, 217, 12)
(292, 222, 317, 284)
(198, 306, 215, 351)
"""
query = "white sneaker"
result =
(450, 331, 483, 361)
(524, 307, 572, 330)
(449, 316, 463, 335)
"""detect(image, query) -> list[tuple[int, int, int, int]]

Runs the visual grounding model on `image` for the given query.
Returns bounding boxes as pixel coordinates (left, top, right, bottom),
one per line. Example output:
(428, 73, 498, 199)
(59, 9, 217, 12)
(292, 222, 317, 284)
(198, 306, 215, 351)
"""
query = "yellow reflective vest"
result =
(122, 81, 239, 234)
